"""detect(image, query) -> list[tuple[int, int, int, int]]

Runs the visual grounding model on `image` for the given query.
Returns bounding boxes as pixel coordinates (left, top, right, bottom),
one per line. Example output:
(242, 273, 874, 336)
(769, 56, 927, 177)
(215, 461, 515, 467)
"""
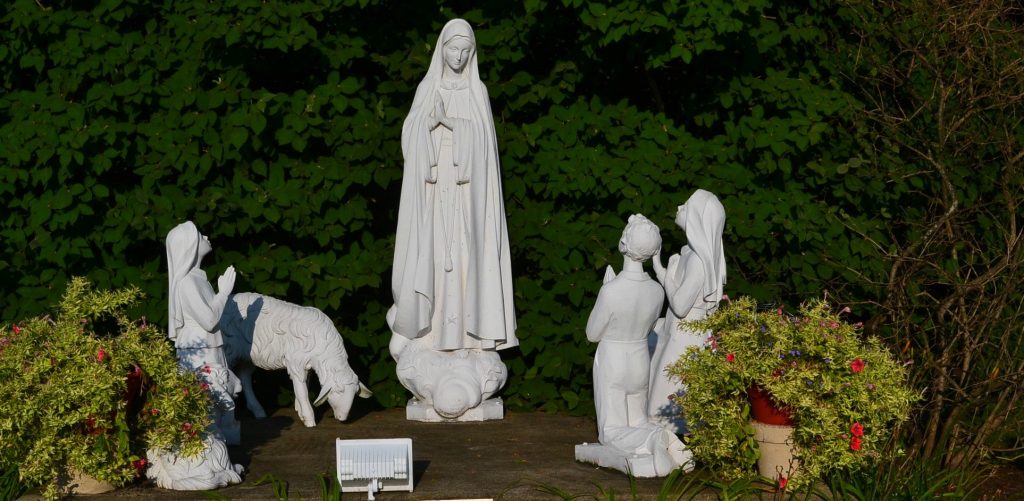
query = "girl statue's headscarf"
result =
(166, 221, 200, 341)
(682, 189, 727, 311)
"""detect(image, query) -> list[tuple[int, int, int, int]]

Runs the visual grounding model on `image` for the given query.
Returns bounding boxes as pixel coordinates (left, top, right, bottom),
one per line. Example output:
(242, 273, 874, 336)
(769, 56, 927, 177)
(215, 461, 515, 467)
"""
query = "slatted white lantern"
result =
(336, 438, 414, 500)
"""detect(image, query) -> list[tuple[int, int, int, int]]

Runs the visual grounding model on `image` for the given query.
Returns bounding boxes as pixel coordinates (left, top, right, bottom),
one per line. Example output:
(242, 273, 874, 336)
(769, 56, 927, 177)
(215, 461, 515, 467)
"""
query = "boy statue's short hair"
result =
(620, 214, 661, 262)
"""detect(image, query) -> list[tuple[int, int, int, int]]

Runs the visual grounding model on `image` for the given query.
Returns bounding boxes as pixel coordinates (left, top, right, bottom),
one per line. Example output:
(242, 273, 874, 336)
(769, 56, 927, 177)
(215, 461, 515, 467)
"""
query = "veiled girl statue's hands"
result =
(661, 254, 682, 294)
(217, 266, 236, 298)
(652, 250, 667, 284)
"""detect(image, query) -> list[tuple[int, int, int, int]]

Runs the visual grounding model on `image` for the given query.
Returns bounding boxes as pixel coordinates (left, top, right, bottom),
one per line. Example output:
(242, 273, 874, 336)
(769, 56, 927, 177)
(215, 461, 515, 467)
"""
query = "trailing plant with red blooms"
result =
(0, 278, 210, 500)
(669, 297, 918, 488)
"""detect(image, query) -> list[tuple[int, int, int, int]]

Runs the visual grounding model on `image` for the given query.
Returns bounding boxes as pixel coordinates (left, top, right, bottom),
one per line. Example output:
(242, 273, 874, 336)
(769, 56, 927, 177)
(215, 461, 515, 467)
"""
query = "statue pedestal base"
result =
(574, 443, 662, 478)
(406, 397, 504, 422)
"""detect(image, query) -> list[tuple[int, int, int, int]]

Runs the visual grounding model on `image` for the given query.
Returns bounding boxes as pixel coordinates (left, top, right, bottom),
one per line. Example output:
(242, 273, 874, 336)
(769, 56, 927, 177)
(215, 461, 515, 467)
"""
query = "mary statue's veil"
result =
(683, 189, 727, 312)
(166, 221, 200, 341)
(421, 20, 479, 87)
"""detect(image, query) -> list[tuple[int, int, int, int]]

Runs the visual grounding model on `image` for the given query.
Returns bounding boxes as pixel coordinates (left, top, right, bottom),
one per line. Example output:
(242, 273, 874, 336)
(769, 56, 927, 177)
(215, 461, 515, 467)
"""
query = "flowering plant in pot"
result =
(0, 278, 211, 500)
(667, 297, 918, 489)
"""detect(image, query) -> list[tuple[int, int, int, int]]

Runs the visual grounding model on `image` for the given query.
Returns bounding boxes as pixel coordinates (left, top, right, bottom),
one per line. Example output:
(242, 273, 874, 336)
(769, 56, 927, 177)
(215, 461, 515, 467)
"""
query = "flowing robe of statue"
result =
(648, 190, 727, 434)
(389, 19, 516, 351)
(387, 19, 516, 421)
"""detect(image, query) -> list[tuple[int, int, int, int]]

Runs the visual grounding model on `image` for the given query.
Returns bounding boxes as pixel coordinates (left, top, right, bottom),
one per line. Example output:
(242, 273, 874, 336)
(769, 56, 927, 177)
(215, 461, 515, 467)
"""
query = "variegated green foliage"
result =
(0, 278, 209, 500)
(671, 297, 918, 488)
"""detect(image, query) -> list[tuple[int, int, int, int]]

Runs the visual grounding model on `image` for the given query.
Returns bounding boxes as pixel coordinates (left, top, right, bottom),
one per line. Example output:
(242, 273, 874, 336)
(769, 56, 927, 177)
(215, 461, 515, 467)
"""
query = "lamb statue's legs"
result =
(236, 364, 267, 419)
(288, 366, 317, 427)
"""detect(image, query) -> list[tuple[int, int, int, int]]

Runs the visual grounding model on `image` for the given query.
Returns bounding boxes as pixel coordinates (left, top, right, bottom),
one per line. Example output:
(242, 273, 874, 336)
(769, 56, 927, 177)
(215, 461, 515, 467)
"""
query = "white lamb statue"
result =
(221, 293, 371, 427)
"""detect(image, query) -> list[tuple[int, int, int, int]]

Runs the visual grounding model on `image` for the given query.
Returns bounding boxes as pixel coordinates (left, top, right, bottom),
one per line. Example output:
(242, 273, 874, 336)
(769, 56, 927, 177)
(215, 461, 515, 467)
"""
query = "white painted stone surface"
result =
(221, 292, 371, 427)
(647, 190, 727, 435)
(150, 221, 243, 490)
(388, 18, 516, 421)
(576, 215, 694, 476)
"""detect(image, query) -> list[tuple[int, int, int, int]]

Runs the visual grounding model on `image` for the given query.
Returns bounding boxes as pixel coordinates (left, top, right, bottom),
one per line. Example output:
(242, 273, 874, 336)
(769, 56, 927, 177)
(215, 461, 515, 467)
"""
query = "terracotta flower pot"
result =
(747, 384, 794, 426)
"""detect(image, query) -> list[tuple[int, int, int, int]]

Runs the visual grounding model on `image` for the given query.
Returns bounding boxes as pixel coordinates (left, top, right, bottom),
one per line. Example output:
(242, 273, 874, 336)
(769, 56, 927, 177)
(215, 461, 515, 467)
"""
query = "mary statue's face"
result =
(443, 37, 473, 74)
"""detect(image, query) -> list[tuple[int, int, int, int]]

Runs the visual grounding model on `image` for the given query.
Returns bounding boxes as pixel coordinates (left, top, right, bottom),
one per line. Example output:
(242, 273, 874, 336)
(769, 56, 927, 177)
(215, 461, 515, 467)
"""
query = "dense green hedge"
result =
(2, 0, 885, 412)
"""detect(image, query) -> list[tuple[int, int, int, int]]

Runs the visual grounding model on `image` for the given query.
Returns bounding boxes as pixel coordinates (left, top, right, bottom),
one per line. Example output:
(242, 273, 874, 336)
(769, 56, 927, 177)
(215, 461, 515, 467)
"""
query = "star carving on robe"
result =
(446, 313, 458, 325)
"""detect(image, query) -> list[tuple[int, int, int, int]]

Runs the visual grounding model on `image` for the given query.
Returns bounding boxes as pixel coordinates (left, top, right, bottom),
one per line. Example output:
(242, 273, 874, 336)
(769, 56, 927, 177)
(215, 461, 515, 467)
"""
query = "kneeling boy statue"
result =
(575, 214, 694, 477)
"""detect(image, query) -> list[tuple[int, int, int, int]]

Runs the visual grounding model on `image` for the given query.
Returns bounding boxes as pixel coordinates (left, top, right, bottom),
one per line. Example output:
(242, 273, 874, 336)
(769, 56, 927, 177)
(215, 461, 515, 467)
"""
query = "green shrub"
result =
(672, 298, 917, 488)
(0, 278, 210, 500)
(835, 0, 1024, 468)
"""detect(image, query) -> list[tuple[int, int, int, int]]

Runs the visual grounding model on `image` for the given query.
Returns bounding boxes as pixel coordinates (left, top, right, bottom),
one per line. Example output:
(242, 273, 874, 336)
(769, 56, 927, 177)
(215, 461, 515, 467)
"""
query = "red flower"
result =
(11, 324, 20, 335)
(132, 458, 148, 470)
(850, 437, 862, 451)
(96, 348, 106, 362)
(778, 477, 788, 490)
(182, 388, 190, 396)
(850, 358, 865, 373)
(851, 422, 864, 437)
(150, 408, 160, 416)
(199, 382, 210, 391)
(726, 353, 735, 363)
(202, 365, 212, 374)
(181, 422, 192, 432)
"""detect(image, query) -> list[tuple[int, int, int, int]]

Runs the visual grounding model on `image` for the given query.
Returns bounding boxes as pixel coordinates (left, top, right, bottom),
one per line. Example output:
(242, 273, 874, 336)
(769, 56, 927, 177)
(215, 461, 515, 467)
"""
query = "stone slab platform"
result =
(80, 405, 679, 500)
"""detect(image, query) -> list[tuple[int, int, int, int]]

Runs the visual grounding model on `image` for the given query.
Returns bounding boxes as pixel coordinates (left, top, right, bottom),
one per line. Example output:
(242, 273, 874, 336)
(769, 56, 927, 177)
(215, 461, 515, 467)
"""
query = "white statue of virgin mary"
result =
(387, 19, 516, 421)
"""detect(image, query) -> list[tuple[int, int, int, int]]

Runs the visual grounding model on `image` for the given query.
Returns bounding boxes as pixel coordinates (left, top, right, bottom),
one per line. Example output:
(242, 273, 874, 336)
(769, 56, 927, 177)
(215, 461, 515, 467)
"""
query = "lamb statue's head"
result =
(313, 363, 372, 421)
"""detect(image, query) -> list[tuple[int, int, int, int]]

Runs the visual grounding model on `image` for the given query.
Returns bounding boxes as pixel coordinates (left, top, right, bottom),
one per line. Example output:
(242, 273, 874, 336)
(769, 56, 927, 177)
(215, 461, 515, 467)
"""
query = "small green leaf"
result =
(229, 128, 248, 149)
(338, 77, 359, 94)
